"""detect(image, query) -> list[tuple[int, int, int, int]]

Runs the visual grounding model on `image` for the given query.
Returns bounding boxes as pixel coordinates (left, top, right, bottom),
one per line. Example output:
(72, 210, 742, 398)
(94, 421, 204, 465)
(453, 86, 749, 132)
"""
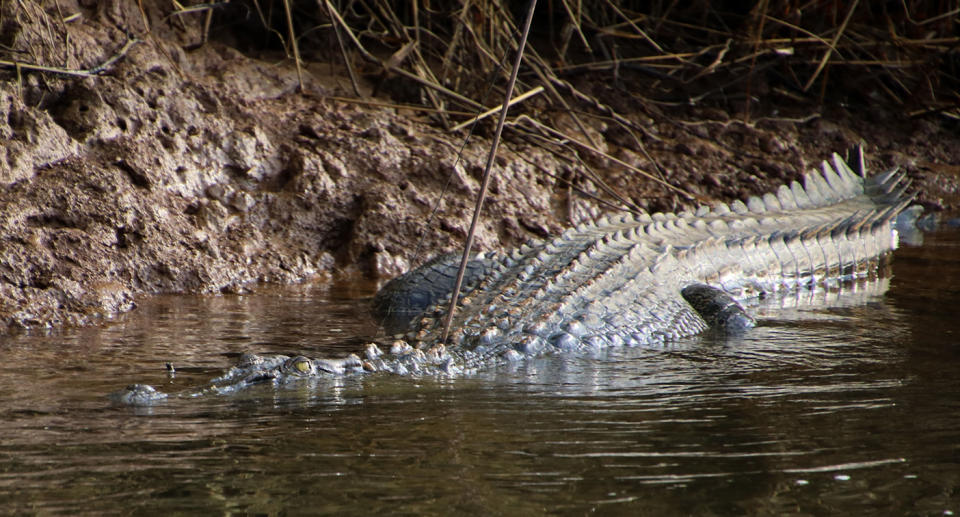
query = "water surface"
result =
(1, 230, 959, 515)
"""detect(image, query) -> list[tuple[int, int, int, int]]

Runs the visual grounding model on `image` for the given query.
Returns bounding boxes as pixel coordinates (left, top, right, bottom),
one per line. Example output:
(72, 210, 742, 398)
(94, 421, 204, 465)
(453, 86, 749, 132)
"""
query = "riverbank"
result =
(1, 1, 958, 332)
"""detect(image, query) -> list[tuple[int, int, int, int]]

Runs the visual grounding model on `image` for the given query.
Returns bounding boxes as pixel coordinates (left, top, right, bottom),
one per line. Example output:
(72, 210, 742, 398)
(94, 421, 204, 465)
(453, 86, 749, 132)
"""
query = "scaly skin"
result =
(111, 147, 914, 405)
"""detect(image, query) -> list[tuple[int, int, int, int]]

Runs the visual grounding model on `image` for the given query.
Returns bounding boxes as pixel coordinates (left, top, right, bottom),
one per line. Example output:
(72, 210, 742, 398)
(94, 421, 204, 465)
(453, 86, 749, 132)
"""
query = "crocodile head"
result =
(108, 383, 168, 406)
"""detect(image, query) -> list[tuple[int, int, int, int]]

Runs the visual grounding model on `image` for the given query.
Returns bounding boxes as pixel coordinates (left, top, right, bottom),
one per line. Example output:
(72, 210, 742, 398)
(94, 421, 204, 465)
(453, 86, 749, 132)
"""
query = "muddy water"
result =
(2, 230, 959, 515)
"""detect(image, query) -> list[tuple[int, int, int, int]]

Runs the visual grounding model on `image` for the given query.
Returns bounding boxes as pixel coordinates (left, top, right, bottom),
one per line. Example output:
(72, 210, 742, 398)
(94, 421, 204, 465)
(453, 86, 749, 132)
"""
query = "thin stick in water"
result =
(440, 0, 539, 344)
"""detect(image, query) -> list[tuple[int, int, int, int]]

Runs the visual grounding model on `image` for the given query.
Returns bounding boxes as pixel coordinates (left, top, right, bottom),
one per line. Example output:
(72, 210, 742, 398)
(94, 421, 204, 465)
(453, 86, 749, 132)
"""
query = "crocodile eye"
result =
(283, 356, 315, 376)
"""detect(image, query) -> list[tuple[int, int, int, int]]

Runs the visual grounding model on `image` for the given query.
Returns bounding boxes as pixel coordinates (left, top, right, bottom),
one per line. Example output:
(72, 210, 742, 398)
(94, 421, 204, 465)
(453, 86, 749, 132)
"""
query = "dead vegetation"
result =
(216, 1, 959, 116)
(0, 1, 958, 333)
(4, 1, 957, 210)
(205, 1, 960, 210)
(239, 1, 960, 209)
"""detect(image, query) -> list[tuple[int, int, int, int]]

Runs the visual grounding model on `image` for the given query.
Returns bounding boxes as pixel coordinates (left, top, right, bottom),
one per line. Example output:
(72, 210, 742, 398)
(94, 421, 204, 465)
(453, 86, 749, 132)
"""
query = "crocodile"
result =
(111, 147, 914, 405)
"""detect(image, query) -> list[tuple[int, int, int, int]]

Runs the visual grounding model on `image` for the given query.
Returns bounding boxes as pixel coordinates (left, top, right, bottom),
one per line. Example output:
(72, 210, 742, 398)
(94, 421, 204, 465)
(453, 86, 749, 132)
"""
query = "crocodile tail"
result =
(817, 142, 915, 209)
(688, 144, 913, 222)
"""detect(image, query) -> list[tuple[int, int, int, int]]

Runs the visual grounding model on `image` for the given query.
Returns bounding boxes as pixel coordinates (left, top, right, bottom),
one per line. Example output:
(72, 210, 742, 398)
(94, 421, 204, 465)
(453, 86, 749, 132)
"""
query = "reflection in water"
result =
(1, 232, 959, 515)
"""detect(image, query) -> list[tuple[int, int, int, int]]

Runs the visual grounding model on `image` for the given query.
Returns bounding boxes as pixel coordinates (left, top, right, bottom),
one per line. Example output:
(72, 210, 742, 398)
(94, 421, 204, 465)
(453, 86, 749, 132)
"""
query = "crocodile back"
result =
(391, 149, 913, 360)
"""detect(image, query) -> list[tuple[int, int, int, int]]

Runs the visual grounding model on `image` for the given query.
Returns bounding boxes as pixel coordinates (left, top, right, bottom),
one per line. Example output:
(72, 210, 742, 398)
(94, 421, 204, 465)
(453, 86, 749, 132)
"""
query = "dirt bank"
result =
(1, 1, 958, 333)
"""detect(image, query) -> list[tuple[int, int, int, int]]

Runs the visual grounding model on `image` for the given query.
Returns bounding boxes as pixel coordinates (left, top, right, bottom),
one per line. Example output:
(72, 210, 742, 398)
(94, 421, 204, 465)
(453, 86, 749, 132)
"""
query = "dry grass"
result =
(2, 1, 957, 205)
(270, 1, 960, 115)
(283, 0, 959, 202)
(4, 1, 957, 120)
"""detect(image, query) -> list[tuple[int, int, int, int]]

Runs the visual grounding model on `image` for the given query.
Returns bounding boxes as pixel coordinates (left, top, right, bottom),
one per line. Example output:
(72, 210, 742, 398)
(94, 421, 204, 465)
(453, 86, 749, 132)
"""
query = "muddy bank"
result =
(1, 2, 958, 333)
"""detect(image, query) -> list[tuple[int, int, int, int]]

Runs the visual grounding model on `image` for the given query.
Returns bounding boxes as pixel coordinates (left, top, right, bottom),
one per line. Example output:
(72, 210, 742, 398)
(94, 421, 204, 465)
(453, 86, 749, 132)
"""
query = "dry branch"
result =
(450, 86, 544, 132)
(0, 37, 140, 77)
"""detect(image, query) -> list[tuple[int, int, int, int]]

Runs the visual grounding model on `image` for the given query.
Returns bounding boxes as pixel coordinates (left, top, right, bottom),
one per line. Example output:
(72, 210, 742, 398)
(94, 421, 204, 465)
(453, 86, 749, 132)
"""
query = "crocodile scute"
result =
(113, 147, 915, 404)
(375, 146, 911, 356)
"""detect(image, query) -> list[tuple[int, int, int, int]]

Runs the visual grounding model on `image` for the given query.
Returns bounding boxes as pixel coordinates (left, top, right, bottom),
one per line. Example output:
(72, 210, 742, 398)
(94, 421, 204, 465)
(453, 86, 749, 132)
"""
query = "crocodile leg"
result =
(372, 252, 497, 333)
(681, 283, 756, 333)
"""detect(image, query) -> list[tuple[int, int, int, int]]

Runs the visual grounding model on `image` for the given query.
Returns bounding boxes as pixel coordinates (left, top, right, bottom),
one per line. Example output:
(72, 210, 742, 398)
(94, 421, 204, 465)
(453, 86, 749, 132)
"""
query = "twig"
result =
(601, 0, 664, 53)
(743, 0, 767, 122)
(136, 0, 151, 32)
(326, 1, 361, 96)
(511, 146, 645, 216)
(803, 0, 859, 92)
(900, 0, 960, 26)
(53, 0, 69, 66)
(546, 74, 660, 143)
(485, 5, 643, 208)
(202, 6, 213, 45)
(558, 0, 591, 52)
(516, 115, 706, 201)
(687, 38, 730, 82)
(513, 115, 702, 202)
(410, 50, 452, 128)
(761, 14, 837, 51)
(282, 0, 304, 92)
(450, 86, 544, 132)
(323, 0, 484, 110)
(168, 2, 226, 16)
(908, 102, 960, 119)
(550, 52, 696, 74)
(326, 95, 473, 116)
(0, 37, 139, 77)
(250, 0, 287, 48)
(441, 0, 538, 345)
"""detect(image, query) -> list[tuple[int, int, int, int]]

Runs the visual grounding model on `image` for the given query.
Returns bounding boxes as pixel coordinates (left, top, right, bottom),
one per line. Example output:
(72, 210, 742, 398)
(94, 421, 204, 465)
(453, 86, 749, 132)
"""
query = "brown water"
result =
(2, 229, 959, 515)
